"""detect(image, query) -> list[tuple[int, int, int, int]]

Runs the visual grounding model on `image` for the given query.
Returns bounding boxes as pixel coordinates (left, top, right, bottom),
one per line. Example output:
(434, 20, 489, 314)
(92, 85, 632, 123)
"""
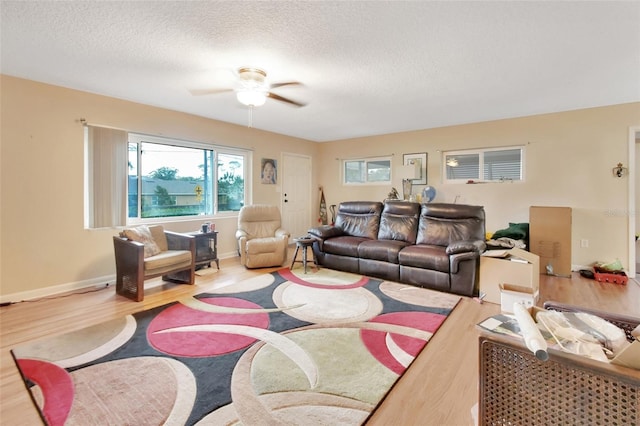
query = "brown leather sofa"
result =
(308, 201, 486, 296)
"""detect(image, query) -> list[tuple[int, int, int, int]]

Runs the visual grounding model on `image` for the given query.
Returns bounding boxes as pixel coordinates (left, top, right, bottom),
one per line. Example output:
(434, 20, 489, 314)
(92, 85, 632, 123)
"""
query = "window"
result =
(343, 157, 391, 184)
(151, 195, 176, 206)
(443, 147, 523, 183)
(86, 127, 250, 228)
(127, 134, 248, 221)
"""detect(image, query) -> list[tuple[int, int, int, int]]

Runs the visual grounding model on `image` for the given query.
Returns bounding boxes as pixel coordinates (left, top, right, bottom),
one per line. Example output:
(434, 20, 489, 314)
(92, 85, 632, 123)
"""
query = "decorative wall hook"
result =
(612, 162, 628, 178)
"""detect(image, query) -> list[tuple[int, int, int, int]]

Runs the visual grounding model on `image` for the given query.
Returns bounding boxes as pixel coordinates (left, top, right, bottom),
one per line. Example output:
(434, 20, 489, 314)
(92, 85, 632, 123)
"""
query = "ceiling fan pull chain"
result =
(248, 105, 253, 128)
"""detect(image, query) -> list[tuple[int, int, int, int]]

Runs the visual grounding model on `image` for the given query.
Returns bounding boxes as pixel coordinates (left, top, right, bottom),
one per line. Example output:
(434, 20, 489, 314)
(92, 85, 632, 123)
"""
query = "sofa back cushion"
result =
(417, 203, 486, 246)
(335, 201, 383, 240)
(148, 225, 168, 252)
(378, 201, 420, 243)
(238, 204, 282, 240)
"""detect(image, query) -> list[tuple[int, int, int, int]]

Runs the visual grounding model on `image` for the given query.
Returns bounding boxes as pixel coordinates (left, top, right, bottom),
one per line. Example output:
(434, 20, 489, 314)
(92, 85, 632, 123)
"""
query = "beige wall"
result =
(1, 74, 638, 300)
(317, 103, 640, 271)
(0, 75, 319, 299)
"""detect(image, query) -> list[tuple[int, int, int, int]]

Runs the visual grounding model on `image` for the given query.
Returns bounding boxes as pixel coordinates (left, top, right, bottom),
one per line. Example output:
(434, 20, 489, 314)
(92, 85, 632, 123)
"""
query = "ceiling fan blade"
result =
(267, 92, 306, 107)
(189, 88, 234, 96)
(270, 81, 303, 89)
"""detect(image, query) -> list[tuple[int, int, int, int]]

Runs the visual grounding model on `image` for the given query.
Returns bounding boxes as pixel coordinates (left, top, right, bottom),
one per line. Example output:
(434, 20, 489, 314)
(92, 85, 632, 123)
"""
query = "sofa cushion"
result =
(238, 204, 282, 239)
(358, 240, 410, 263)
(398, 244, 450, 273)
(148, 225, 168, 252)
(419, 215, 487, 246)
(334, 201, 383, 239)
(323, 236, 370, 257)
(123, 225, 161, 258)
(246, 237, 284, 254)
(144, 249, 191, 271)
(378, 201, 420, 243)
(417, 203, 485, 246)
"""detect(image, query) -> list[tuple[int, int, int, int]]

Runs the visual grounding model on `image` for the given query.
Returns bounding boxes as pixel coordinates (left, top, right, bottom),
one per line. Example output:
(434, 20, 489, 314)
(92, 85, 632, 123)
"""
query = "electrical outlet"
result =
(580, 239, 589, 248)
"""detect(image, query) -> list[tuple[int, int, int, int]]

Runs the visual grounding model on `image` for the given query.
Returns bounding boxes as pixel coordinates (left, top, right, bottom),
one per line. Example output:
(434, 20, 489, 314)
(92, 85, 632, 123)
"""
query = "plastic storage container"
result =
(593, 266, 628, 285)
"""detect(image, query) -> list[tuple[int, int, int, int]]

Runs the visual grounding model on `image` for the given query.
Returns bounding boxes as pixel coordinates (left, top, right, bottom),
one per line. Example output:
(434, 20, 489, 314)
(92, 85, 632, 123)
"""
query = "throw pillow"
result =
(123, 225, 161, 258)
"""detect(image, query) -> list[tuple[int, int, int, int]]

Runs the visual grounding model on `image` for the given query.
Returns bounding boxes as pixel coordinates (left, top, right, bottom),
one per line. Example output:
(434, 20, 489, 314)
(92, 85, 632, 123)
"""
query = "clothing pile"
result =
(486, 222, 529, 250)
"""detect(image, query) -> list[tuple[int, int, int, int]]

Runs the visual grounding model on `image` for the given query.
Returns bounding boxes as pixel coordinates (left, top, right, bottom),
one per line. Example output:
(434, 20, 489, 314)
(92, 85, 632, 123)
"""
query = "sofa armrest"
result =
(449, 251, 479, 272)
(275, 228, 290, 239)
(446, 239, 486, 255)
(308, 225, 343, 239)
(235, 230, 248, 264)
(113, 236, 145, 282)
(165, 231, 195, 252)
(113, 236, 144, 258)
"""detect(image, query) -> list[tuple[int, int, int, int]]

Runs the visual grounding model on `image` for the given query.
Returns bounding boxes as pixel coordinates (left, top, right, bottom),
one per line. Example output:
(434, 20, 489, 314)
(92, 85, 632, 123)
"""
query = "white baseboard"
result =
(1, 252, 240, 305)
(0, 274, 115, 305)
(218, 251, 239, 260)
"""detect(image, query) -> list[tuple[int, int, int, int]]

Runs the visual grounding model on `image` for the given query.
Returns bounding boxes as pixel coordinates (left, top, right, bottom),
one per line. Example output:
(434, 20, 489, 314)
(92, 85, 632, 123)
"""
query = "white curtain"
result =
(87, 126, 128, 228)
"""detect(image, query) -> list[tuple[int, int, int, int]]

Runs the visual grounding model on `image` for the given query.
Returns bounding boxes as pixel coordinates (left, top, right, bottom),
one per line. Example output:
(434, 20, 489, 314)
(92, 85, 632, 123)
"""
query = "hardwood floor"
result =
(368, 272, 640, 425)
(1, 252, 638, 425)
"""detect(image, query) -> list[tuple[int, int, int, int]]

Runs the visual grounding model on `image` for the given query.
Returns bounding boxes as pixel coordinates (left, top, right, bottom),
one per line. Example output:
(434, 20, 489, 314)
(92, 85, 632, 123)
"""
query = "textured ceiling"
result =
(1, 1, 639, 142)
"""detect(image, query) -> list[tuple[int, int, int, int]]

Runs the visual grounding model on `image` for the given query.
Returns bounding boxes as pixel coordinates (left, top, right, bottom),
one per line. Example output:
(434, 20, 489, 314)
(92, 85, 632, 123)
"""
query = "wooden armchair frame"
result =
(113, 231, 196, 302)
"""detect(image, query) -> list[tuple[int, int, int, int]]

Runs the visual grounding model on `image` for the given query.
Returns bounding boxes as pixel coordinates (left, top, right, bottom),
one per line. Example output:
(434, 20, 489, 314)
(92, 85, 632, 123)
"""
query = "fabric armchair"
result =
(113, 225, 195, 301)
(236, 204, 290, 268)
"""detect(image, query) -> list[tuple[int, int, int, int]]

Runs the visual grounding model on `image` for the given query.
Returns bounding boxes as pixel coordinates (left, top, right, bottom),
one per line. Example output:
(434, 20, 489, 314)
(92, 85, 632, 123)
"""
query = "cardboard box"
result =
(479, 248, 540, 305)
(529, 206, 572, 277)
(500, 283, 538, 313)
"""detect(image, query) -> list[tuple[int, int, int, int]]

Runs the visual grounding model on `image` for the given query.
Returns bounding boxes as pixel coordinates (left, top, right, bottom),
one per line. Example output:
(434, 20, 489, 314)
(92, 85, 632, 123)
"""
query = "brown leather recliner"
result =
(311, 201, 383, 274)
(399, 203, 486, 295)
(309, 201, 486, 296)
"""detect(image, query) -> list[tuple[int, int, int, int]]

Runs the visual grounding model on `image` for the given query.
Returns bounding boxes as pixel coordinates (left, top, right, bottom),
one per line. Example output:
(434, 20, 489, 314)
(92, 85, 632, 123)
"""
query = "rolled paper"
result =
(513, 302, 549, 361)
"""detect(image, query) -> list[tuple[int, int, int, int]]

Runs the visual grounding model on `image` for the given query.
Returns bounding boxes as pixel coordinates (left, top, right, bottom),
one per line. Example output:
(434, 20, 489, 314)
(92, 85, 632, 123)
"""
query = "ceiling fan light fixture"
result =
(192, 66, 303, 108)
(238, 67, 267, 89)
(236, 90, 267, 107)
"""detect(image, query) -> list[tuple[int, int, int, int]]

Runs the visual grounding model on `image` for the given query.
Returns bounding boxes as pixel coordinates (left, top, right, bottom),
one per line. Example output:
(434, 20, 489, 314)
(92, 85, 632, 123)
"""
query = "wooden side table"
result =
(189, 231, 219, 270)
(290, 236, 317, 274)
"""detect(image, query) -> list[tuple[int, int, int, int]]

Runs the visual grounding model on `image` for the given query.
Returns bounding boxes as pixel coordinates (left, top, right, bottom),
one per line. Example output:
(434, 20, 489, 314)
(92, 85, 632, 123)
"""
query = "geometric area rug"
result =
(11, 267, 460, 425)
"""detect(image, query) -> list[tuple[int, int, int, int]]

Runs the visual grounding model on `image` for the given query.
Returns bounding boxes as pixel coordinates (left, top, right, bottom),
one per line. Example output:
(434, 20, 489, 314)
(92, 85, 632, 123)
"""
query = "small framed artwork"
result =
(403, 152, 427, 185)
(261, 158, 277, 184)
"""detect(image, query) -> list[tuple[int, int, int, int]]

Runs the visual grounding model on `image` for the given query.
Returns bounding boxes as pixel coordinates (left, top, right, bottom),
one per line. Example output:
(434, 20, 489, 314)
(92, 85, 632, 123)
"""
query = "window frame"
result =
(127, 133, 251, 224)
(442, 146, 525, 184)
(342, 156, 392, 185)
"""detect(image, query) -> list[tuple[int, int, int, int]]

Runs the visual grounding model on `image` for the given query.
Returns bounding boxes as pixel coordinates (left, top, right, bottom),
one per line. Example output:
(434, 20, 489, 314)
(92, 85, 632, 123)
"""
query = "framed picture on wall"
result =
(403, 152, 427, 185)
(261, 158, 277, 184)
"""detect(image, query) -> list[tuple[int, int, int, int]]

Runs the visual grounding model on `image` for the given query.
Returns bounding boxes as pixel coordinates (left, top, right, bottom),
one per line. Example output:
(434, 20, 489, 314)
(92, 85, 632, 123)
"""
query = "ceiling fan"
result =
(190, 67, 306, 107)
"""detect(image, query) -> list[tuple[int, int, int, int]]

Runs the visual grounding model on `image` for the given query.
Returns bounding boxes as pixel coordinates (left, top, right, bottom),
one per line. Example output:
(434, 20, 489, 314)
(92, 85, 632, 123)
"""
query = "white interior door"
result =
(281, 153, 312, 240)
